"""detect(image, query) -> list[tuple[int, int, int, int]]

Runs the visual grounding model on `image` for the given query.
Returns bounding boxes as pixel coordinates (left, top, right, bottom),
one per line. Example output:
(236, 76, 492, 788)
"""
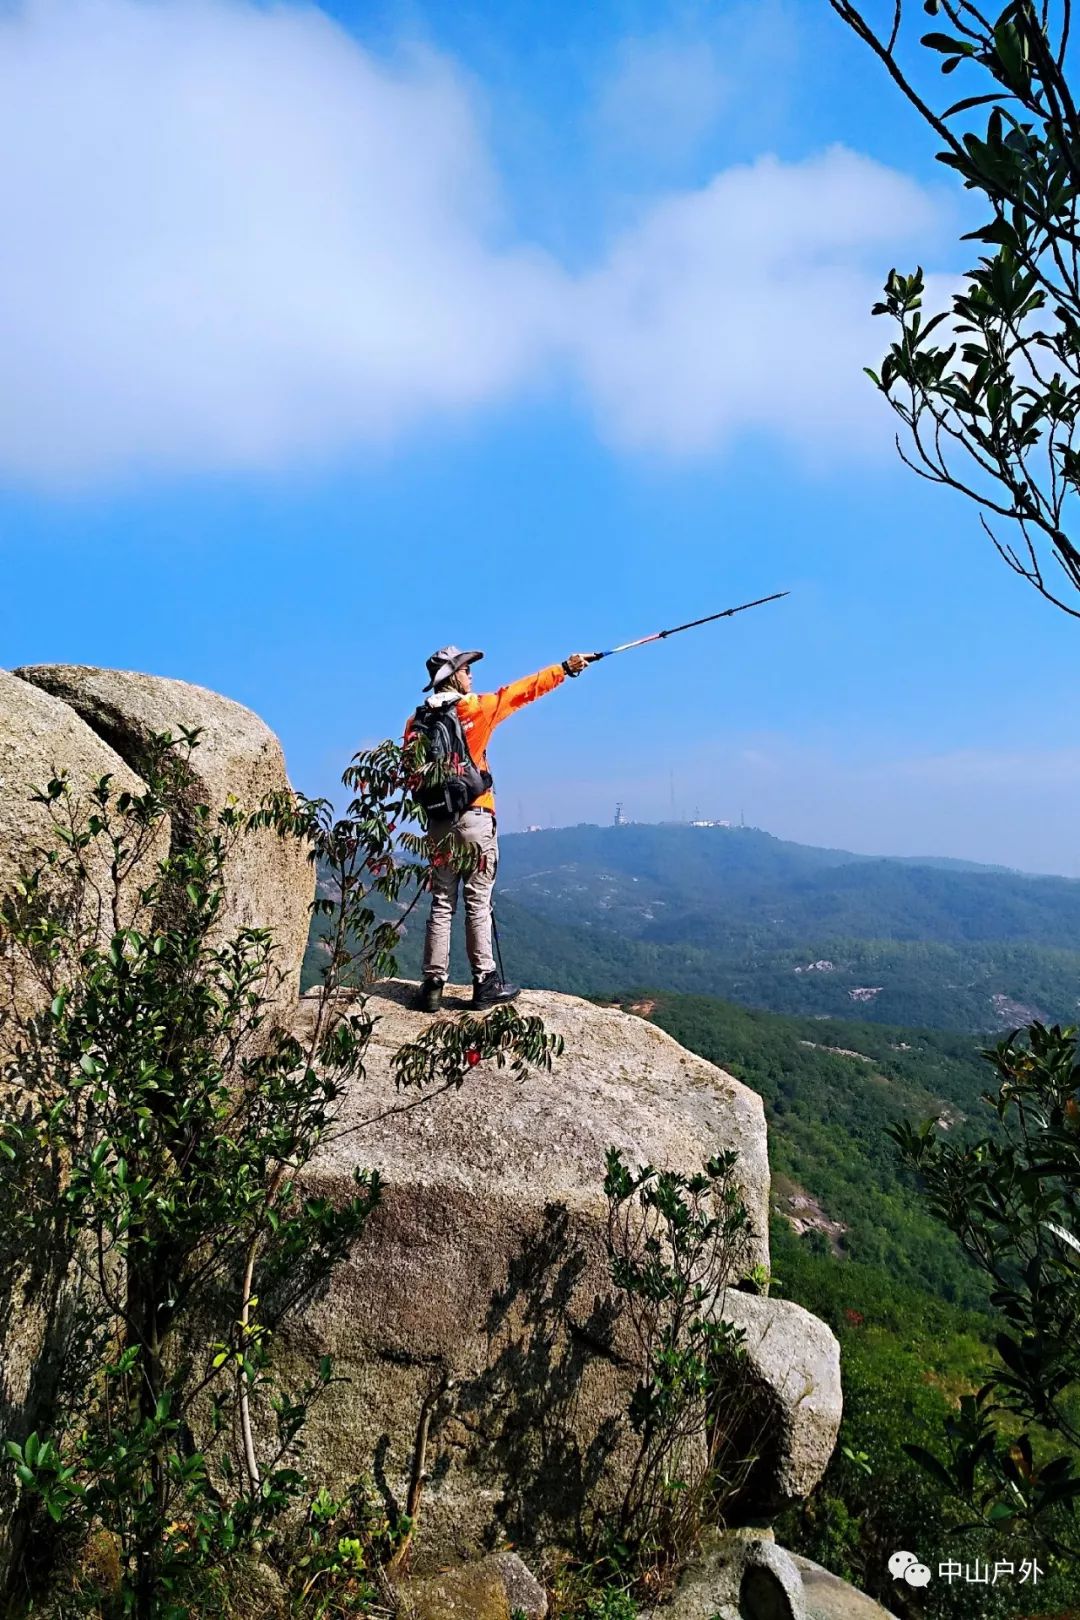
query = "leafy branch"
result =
(0, 730, 558, 1616)
(891, 1019, 1080, 1552)
(831, 0, 1080, 613)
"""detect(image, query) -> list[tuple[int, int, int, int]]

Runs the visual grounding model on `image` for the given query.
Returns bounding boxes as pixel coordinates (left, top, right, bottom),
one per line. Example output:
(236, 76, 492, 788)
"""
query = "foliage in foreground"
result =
(600, 1150, 752, 1598)
(892, 1021, 1080, 1553)
(774, 1226, 1079, 1619)
(0, 733, 560, 1617)
(617, 990, 1080, 1612)
(832, 0, 1080, 617)
(773, 1018, 1080, 1614)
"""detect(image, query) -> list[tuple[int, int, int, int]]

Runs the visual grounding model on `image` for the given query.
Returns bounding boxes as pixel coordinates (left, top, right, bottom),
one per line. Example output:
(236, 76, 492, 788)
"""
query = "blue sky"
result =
(1, 0, 1078, 873)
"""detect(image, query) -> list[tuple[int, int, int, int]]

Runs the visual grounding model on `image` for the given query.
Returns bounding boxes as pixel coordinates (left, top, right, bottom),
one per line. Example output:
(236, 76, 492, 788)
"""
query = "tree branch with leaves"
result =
(891, 1020, 1080, 1554)
(831, 0, 1080, 613)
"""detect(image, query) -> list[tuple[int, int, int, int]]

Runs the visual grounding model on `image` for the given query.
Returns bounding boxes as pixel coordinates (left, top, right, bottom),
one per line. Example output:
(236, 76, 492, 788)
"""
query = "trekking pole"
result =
(491, 906, 508, 985)
(590, 591, 789, 661)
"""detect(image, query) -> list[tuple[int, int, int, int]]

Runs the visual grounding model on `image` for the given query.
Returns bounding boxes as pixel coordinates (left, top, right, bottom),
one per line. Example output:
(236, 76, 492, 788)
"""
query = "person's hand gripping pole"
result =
(562, 652, 601, 677)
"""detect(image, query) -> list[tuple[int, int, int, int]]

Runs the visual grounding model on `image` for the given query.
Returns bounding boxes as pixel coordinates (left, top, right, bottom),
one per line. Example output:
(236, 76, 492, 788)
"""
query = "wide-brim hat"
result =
(423, 644, 484, 691)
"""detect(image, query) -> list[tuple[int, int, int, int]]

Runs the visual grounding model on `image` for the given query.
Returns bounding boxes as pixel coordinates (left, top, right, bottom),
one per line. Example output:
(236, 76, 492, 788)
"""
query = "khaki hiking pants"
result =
(423, 807, 498, 981)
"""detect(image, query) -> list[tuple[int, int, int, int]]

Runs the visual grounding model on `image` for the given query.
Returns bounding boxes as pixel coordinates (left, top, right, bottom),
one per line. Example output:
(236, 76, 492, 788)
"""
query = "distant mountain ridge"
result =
(496, 823, 1080, 947)
(888, 853, 1019, 875)
(485, 823, 1080, 1030)
(304, 820, 1080, 1030)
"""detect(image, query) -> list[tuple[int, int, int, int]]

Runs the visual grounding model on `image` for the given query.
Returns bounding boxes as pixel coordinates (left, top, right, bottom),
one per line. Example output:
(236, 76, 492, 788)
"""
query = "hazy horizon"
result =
(496, 811, 1077, 883)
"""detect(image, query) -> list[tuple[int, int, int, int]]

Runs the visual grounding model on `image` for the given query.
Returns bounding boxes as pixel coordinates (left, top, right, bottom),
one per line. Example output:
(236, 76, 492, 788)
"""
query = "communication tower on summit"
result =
(614, 802, 624, 827)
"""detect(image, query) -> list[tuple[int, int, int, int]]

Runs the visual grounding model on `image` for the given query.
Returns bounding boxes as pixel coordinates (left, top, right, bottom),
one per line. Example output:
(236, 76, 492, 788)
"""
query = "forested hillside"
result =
(491, 823, 1080, 1030)
(310, 819, 1080, 1029)
(605, 992, 990, 1304)
(613, 993, 1079, 1617)
(499, 822, 1080, 947)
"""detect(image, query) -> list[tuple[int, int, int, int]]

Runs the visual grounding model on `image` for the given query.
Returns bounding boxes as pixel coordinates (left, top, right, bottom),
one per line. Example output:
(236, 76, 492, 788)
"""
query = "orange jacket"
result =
(407, 663, 566, 814)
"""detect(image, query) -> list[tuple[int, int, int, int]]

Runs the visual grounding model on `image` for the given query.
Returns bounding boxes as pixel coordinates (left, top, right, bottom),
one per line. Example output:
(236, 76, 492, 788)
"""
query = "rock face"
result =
(639, 1534, 898, 1620)
(0, 669, 169, 1039)
(792, 1557, 898, 1620)
(395, 1551, 548, 1620)
(13, 666, 312, 1001)
(0, 667, 308, 1588)
(717, 1291, 844, 1516)
(640, 1530, 807, 1620)
(276, 982, 839, 1567)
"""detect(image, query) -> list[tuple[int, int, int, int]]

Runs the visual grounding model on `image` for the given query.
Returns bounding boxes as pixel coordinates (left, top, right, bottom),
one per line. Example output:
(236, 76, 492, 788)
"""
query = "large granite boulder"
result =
(13, 666, 312, 1002)
(640, 1530, 807, 1620)
(0, 672, 849, 1604)
(717, 1291, 843, 1516)
(791, 1556, 898, 1620)
(275, 983, 839, 1567)
(637, 1533, 896, 1620)
(0, 668, 169, 1041)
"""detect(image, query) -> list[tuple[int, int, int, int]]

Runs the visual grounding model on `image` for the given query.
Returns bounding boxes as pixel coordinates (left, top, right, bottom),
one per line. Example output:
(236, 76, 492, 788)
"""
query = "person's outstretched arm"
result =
(479, 653, 597, 730)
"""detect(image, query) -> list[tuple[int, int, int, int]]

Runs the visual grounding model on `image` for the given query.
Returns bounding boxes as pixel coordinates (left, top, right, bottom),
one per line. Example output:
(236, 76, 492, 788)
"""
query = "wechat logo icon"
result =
(889, 1551, 933, 1588)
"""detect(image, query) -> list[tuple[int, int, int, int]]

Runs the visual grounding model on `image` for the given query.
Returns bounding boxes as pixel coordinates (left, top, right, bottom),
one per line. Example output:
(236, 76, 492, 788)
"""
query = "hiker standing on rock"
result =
(407, 644, 597, 1012)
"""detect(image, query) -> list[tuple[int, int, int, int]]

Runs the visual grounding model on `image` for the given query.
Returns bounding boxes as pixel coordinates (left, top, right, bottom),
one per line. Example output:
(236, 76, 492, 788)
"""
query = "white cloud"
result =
(0, 0, 949, 483)
(573, 148, 943, 457)
(0, 0, 565, 479)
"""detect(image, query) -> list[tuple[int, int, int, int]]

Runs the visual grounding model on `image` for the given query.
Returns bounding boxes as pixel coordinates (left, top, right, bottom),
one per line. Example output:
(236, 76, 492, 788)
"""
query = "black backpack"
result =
(410, 701, 493, 819)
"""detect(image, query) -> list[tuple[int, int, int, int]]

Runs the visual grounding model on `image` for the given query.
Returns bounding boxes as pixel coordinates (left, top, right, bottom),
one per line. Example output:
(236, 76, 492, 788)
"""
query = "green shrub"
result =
(601, 1148, 752, 1592)
(0, 733, 559, 1617)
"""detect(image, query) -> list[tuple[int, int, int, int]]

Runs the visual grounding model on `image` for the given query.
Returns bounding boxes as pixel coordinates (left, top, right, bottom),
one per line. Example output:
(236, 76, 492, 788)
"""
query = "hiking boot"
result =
(415, 976, 445, 1013)
(472, 970, 520, 1009)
